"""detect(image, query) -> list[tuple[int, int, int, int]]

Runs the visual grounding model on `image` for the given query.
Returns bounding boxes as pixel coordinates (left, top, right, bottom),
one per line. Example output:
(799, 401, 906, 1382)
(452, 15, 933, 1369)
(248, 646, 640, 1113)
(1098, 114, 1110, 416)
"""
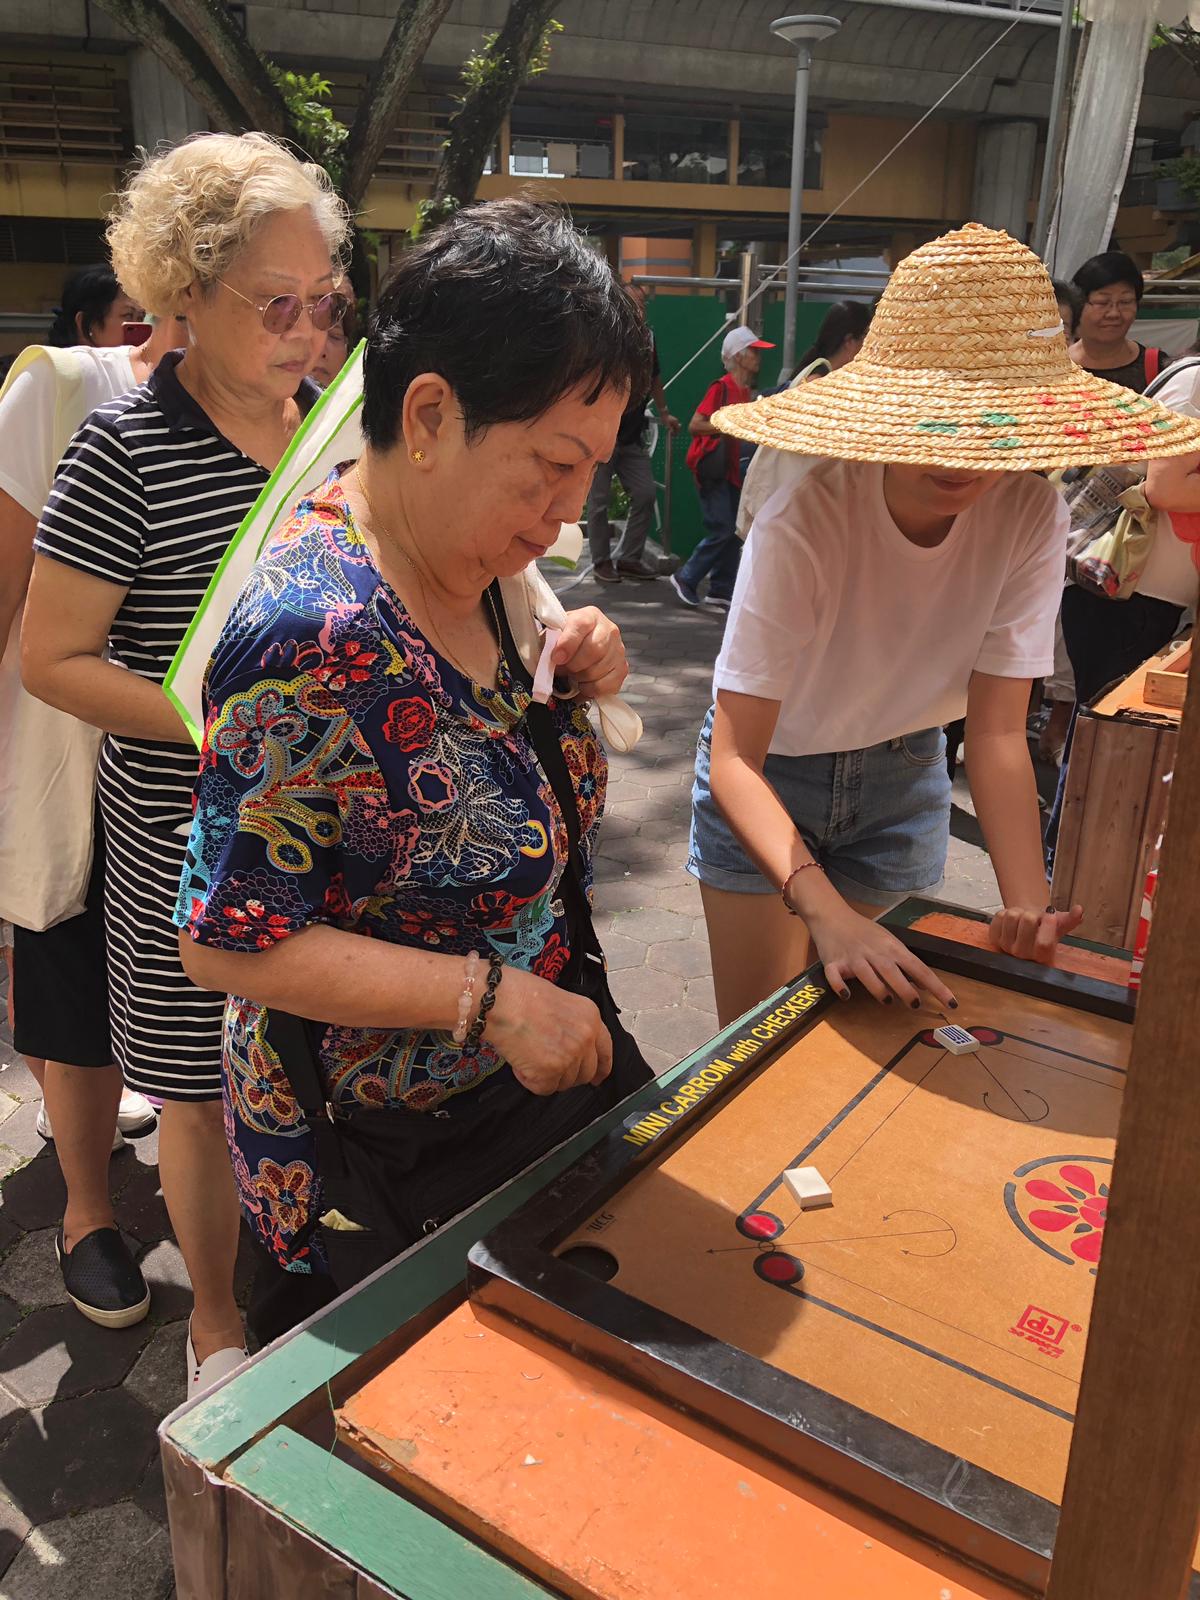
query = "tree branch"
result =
(341, 0, 456, 211)
(164, 0, 293, 139)
(432, 0, 560, 208)
(93, 0, 258, 135)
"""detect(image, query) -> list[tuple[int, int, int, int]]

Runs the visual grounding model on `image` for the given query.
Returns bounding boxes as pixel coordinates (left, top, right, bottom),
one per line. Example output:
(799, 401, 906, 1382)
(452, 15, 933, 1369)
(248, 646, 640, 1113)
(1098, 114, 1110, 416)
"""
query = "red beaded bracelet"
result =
(780, 861, 824, 915)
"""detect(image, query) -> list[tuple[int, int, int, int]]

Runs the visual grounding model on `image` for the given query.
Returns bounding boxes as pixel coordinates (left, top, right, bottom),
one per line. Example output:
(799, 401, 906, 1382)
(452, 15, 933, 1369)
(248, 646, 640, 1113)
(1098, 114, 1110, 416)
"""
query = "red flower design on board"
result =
(1025, 1163, 1108, 1265)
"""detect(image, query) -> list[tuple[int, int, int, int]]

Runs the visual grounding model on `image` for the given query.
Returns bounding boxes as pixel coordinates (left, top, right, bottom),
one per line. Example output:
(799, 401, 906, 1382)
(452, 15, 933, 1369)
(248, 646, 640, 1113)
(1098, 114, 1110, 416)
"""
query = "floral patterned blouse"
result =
(176, 471, 606, 1272)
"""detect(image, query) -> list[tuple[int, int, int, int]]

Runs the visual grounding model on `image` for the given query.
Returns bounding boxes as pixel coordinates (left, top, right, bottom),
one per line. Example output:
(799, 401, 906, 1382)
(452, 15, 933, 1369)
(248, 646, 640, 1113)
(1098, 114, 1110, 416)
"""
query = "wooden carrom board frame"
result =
(468, 930, 1159, 1595)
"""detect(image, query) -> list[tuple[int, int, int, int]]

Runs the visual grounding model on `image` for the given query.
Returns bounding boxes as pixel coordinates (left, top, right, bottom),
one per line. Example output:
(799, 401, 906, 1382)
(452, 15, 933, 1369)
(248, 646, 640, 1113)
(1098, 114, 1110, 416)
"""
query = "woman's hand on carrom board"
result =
(490, 967, 614, 1096)
(806, 900, 959, 1011)
(553, 606, 629, 700)
(989, 903, 1085, 965)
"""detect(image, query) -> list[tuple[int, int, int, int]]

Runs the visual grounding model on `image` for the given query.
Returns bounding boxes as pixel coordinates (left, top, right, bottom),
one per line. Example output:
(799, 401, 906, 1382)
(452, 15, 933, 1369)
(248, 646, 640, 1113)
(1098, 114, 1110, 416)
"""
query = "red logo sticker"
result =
(1009, 1304, 1080, 1359)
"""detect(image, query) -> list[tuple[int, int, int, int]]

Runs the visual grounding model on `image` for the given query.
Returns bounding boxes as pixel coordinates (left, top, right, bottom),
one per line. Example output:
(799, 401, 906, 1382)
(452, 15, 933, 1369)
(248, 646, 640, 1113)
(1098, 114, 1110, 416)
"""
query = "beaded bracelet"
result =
(781, 860, 824, 916)
(461, 954, 505, 1057)
(451, 951, 482, 1045)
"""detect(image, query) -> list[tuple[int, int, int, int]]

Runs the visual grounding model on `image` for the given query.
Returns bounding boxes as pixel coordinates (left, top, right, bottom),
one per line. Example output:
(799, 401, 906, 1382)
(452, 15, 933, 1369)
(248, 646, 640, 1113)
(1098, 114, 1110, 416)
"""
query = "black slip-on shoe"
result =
(56, 1227, 150, 1329)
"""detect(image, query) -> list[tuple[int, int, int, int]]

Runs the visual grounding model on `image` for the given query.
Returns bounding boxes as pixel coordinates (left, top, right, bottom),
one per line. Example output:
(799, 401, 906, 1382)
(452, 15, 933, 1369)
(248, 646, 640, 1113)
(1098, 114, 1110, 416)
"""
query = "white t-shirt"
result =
(1139, 361, 1200, 610)
(714, 457, 1068, 757)
(0, 345, 136, 517)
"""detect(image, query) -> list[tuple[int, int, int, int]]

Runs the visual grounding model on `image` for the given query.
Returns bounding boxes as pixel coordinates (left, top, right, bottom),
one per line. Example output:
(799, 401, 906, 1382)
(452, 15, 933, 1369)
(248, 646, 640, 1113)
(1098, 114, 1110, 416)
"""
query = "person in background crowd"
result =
(736, 300, 873, 540)
(1060, 255, 1184, 707)
(1069, 251, 1168, 393)
(22, 131, 354, 1392)
(174, 199, 650, 1343)
(0, 312, 178, 1330)
(588, 281, 679, 585)
(1062, 352, 1200, 709)
(47, 264, 141, 349)
(310, 295, 357, 388)
(1053, 279, 1082, 344)
(671, 325, 773, 612)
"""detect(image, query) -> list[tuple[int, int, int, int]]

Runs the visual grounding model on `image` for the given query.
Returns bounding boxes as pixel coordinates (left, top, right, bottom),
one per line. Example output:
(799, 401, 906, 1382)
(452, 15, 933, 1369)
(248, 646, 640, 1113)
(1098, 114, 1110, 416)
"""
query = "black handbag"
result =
(263, 583, 642, 1288)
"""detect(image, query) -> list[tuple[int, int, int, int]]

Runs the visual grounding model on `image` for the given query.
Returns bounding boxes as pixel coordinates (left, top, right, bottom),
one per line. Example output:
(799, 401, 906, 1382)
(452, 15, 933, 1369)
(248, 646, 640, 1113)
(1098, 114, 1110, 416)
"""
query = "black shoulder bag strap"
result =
(489, 582, 606, 988)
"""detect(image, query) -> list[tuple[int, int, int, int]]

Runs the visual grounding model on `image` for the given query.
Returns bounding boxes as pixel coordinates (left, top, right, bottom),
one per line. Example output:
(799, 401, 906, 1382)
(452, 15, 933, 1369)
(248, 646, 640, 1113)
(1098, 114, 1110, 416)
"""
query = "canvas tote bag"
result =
(0, 347, 105, 931)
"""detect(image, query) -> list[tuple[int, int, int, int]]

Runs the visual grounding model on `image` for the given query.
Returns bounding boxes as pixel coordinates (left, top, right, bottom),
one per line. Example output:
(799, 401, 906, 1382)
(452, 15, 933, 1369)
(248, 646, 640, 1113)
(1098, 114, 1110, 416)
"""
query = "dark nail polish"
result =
(883, 995, 893, 1005)
(1046, 904, 1056, 914)
(948, 999, 959, 1010)
(910, 999, 921, 1010)
(838, 988, 851, 1001)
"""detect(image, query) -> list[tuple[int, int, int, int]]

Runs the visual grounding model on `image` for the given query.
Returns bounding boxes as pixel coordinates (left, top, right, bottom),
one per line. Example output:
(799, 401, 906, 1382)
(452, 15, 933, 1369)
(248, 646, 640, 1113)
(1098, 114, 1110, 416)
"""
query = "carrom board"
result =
(470, 938, 1194, 1593)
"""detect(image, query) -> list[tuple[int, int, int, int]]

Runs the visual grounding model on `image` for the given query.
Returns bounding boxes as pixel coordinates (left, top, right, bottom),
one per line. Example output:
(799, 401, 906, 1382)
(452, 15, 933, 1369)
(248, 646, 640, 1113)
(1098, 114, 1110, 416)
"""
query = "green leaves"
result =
(268, 66, 348, 185)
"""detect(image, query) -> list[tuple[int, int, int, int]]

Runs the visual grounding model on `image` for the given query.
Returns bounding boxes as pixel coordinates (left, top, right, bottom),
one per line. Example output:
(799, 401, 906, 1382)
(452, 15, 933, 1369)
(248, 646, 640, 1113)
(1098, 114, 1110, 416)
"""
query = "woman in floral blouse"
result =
(178, 200, 654, 1340)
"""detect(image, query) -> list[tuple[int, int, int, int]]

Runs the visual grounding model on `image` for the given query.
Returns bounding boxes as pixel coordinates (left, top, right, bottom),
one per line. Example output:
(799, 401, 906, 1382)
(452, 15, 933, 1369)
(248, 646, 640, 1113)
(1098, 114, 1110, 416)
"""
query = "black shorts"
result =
(11, 822, 111, 1069)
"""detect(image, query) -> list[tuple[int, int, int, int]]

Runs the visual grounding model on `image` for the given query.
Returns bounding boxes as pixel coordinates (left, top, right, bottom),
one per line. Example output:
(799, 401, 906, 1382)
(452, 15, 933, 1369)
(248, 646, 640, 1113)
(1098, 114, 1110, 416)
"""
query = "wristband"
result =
(451, 951, 482, 1045)
(461, 954, 504, 1057)
(781, 861, 824, 915)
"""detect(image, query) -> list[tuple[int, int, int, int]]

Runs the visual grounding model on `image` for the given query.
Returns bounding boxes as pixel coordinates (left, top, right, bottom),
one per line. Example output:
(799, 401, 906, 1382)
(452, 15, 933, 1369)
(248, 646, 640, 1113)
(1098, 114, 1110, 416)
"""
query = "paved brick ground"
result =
(0, 552, 1015, 1596)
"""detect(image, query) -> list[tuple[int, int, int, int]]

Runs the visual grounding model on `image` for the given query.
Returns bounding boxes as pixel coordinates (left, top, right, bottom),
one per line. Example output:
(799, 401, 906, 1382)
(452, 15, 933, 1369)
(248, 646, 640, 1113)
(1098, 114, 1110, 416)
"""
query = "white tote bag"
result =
(0, 347, 105, 932)
(164, 344, 642, 753)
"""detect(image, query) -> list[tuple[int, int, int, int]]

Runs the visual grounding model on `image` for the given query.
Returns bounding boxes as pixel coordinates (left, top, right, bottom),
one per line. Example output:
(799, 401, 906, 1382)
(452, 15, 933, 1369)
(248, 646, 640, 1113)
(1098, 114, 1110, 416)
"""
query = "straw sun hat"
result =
(713, 223, 1200, 472)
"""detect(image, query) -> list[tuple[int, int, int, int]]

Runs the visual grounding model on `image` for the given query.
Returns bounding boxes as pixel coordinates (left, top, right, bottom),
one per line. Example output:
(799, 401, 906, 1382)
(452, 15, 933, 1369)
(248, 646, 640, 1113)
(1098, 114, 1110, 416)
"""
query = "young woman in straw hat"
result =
(687, 224, 1200, 1025)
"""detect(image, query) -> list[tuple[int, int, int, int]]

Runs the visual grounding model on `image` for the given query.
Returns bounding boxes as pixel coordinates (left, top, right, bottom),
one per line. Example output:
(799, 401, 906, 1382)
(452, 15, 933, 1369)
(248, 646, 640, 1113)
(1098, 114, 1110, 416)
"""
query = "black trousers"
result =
(1060, 584, 1185, 708)
(247, 989, 650, 1349)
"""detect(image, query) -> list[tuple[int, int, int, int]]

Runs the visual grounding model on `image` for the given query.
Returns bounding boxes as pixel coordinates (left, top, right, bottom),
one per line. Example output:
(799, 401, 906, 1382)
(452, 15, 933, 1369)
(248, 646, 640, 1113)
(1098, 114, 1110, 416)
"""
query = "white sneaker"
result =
(37, 1103, 126, 1154)
(115, 1089, 158, 1137)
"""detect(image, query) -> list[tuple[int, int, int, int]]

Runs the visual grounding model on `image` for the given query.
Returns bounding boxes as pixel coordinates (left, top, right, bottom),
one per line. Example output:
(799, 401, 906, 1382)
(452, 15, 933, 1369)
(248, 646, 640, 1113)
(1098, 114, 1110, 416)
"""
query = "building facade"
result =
(1, 0, 1197, 342)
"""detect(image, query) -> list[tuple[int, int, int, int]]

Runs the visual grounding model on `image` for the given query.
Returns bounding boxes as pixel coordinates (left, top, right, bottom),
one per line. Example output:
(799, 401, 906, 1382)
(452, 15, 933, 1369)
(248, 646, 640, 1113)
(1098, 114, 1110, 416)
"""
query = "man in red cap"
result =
(673, 325, 774, 611)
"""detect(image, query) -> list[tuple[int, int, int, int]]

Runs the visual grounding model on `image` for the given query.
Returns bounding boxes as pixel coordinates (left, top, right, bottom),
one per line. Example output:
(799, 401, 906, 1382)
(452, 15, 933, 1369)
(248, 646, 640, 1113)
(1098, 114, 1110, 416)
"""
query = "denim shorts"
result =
(687, 707, 951, 910)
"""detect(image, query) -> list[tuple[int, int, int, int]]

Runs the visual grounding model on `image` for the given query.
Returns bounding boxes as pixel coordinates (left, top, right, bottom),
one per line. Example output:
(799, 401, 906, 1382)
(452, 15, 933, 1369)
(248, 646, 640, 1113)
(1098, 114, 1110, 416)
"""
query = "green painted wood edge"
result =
(226, 1427, 551, 1600)
(164, 999, 786, 1469)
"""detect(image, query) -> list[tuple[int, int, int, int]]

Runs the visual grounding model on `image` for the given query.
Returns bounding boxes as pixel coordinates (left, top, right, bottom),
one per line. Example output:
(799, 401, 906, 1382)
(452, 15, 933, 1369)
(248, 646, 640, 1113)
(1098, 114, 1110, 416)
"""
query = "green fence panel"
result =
(646, 297, 832, 560)
(647, 295, 727, 559)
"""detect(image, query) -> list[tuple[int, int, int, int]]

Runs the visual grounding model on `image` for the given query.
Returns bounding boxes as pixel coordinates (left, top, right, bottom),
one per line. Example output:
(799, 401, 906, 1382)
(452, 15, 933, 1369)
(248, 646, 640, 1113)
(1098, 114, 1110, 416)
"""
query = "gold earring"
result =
(410, 449, 426, 464)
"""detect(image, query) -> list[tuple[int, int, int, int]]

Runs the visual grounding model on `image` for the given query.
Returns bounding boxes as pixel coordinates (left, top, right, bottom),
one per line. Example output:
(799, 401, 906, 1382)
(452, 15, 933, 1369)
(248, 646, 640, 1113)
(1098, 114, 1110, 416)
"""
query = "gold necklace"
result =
(360, 487, 501, 687)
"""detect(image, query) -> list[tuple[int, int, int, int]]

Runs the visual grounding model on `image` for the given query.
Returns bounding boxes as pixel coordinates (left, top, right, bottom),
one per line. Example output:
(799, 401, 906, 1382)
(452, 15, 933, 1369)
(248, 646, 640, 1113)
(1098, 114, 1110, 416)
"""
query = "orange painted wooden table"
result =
(339, 1300, 1023, 1600)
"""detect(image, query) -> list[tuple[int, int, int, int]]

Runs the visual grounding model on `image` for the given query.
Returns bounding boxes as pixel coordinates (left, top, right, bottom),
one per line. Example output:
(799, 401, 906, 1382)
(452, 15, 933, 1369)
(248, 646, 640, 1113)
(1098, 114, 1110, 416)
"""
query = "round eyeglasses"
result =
(218, 279, 351, 336)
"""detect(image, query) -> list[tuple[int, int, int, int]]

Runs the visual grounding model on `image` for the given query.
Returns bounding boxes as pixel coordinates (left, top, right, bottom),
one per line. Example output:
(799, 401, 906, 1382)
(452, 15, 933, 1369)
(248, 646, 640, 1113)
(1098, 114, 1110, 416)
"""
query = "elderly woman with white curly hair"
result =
(22, 132, 352, 1386)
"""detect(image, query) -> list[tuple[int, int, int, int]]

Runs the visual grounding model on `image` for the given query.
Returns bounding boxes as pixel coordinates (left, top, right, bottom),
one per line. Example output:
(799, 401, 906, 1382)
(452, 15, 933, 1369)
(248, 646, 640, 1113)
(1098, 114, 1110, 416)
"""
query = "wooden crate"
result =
(1144, 638, 1191, 710)
(1052, 653, 1182, 948)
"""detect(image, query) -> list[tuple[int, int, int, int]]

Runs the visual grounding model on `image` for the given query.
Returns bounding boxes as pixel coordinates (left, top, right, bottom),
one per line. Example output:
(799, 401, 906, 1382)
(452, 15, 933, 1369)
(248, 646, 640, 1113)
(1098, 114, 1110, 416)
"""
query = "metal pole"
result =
(781, 44, 813, 383)
(1033, 0, 1075, 258)
(738, 250, 753, 325)
(660, 447, 673, 556)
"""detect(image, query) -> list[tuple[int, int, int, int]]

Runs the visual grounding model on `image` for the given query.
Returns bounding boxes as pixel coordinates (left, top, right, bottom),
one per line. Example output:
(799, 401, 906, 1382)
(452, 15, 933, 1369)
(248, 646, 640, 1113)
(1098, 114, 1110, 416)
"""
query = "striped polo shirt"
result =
(34, 351, 315, 824)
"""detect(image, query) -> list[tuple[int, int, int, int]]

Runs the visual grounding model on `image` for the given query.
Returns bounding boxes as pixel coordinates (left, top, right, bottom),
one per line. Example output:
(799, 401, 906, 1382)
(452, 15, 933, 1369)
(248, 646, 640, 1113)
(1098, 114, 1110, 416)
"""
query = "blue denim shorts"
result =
(688, 707, 951, 909)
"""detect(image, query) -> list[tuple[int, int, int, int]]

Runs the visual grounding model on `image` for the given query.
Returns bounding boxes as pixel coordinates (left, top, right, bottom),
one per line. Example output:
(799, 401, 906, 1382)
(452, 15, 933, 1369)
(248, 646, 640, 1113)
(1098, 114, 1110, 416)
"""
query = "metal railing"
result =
(0, 59, 128, 164)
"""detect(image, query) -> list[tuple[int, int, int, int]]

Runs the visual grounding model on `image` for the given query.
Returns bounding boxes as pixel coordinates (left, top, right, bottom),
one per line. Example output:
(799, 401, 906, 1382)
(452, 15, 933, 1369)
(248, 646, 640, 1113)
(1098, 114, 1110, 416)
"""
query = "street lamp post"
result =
(770, 14, 841, 382)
